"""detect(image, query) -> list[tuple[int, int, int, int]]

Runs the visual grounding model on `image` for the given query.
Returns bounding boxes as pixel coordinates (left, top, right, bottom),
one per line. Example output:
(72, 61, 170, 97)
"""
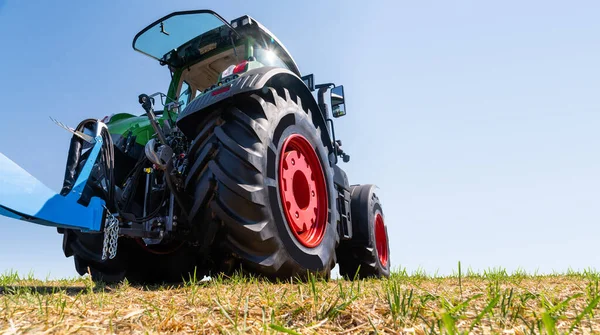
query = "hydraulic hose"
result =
(60, 119, 97, 196)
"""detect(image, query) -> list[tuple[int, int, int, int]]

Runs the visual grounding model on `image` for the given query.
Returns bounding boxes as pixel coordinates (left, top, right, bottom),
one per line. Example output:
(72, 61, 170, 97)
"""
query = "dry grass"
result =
(0, 267, 599, 334)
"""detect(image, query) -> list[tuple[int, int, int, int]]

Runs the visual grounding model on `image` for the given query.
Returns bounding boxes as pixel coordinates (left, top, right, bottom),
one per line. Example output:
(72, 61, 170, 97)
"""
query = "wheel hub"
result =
(278, 134, 327, 248)
(374, 214, 389, 267)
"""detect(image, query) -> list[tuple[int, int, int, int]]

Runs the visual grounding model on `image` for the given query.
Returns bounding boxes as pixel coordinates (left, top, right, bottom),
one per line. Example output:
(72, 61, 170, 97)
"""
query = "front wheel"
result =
(65, 229, 204, 284)
(185, 87, 338, 279)
(338, 184, 390, 278)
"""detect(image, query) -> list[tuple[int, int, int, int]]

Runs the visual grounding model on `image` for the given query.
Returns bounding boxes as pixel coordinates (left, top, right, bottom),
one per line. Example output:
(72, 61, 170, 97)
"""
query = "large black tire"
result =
(65, 230, 204, 284)
(185, 87, 338, 279)
(65, 230, 128, 282)
(338, 184, 390, 278)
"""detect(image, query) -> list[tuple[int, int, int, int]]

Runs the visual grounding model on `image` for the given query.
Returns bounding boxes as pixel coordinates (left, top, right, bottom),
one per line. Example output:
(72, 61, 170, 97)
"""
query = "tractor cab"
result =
(133, 10, 349, 164)
(133, 10, 301, 111)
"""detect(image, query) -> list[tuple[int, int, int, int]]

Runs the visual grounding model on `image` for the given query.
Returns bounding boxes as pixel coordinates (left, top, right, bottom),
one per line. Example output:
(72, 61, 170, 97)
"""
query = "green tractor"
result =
(0, 10, 390, 283)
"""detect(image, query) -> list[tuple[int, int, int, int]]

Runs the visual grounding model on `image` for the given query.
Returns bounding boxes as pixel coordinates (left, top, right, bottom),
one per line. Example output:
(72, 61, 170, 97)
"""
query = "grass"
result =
(0, 267, 599, 334)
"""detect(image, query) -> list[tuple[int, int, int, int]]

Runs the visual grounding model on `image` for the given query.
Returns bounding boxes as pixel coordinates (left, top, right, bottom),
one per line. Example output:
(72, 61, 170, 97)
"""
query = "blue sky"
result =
(0, 0, 598, 279)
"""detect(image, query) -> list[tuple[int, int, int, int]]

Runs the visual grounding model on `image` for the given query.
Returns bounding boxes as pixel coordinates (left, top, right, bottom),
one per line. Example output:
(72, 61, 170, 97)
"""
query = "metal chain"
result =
(102, 208, 120, 260)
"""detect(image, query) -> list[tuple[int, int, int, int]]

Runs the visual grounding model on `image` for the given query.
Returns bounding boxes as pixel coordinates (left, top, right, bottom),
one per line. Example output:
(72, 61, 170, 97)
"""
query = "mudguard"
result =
(0, 134, 106, 232)
(177, 66, 334, 154)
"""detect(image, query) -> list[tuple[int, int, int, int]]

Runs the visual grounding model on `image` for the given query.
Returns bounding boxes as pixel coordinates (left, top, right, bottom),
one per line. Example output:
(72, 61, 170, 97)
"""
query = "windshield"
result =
(133, 11, 235, 65)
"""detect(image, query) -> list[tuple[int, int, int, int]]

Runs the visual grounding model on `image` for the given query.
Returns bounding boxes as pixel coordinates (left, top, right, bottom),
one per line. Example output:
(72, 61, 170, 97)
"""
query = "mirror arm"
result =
(317, 87, 329, 119)
(316, 83, 335, 119)
(326, 118, 338, 164)
(315, 83, 337, 160)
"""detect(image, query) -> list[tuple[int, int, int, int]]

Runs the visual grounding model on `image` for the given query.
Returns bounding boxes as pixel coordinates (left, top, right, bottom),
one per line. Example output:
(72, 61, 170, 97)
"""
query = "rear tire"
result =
(338, 184, 390, 279)
(185, 87, 338, 279)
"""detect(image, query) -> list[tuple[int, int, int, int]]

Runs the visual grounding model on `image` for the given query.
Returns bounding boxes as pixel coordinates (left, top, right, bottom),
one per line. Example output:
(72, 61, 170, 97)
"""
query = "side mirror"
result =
(331, 85, 346, 118)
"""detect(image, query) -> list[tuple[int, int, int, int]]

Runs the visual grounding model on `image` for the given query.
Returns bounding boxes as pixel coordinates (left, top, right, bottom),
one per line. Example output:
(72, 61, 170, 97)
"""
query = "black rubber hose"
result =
(60, 119, 97, 196)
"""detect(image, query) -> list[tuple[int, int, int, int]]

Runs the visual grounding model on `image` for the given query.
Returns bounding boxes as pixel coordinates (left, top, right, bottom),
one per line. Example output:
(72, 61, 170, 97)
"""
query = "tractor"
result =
(0, 10, 390, 283)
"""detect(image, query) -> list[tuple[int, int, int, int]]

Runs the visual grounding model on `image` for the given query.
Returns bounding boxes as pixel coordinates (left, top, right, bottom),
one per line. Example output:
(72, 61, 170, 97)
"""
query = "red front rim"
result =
(374, 214, 389, 267)
(278, 134, 328, 248)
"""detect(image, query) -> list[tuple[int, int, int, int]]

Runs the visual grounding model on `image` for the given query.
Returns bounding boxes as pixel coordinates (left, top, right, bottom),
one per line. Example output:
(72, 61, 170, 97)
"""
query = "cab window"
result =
(178, 81, 191, 110)
(253, 47, 290, 70)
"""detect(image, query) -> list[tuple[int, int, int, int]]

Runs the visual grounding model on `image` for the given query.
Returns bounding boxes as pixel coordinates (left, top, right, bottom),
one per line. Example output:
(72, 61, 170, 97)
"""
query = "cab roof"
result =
(132, 10, 301, 77)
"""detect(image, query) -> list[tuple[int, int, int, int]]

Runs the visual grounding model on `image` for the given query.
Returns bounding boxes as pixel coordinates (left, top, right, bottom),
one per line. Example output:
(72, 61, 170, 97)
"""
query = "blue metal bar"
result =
(0, 135, 106, 232)
(70, 136, 104, 197)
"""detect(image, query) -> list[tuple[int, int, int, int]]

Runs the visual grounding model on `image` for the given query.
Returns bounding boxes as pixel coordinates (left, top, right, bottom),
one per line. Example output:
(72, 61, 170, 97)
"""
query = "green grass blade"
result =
(442, 310, 457, 335)
(269, 324, 303, 335)
(541, 310, 557, 335)
(469, 294, 500, 332)
(569, 295, 600, 333)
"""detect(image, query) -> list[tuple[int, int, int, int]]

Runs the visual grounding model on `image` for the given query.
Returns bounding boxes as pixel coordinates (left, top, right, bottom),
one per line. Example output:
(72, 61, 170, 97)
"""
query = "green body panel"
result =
(106, 114, 155, 145)
(245, 37, 254, 61)
(167, 69, 184, 107)
(106, 69, 183, 146)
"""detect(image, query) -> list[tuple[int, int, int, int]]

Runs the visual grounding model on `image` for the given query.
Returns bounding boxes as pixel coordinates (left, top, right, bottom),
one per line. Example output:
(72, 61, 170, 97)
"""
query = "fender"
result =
(177, 67, 334, 155)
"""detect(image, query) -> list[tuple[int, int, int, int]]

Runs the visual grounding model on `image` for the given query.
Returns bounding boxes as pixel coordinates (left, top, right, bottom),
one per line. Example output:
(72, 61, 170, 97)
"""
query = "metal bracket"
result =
(50, 117, 96, 144)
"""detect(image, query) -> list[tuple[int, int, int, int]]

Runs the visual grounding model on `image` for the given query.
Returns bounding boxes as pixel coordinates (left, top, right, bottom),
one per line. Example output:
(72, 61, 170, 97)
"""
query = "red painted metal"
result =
(278, 134, 327, 248)
(233, 60, 249, 74)
(374, 214, 388, 267)
(211, 85, 231, 96)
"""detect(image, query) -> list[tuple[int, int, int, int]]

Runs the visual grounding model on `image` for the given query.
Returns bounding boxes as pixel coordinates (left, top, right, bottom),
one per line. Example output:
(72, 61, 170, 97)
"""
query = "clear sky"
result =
(0, 0, 598, 279)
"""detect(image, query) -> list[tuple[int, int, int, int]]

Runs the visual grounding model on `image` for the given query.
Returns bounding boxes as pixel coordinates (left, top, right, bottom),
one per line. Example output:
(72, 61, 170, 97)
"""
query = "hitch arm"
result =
(0, 125, 108, 232)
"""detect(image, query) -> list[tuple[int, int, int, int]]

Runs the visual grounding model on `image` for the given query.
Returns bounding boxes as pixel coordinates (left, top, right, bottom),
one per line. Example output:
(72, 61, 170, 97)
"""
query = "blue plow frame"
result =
(0, 136, 106, 232)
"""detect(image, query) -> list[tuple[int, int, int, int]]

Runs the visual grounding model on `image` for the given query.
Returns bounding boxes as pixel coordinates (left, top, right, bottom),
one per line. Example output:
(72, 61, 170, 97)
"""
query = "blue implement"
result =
(0, 135, 106, 232)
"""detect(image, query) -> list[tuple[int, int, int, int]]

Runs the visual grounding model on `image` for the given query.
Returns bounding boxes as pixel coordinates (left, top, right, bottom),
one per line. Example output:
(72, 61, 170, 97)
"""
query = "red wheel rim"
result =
(374, 214, 389, 267)
(278, 134, 328, 248)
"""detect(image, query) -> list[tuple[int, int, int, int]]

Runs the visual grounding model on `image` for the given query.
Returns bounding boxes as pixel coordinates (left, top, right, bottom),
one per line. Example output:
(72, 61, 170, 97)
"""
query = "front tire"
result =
(185, 87, 338, 279)
(65, 230, 203, 284)
(338, 184, 390, 278)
